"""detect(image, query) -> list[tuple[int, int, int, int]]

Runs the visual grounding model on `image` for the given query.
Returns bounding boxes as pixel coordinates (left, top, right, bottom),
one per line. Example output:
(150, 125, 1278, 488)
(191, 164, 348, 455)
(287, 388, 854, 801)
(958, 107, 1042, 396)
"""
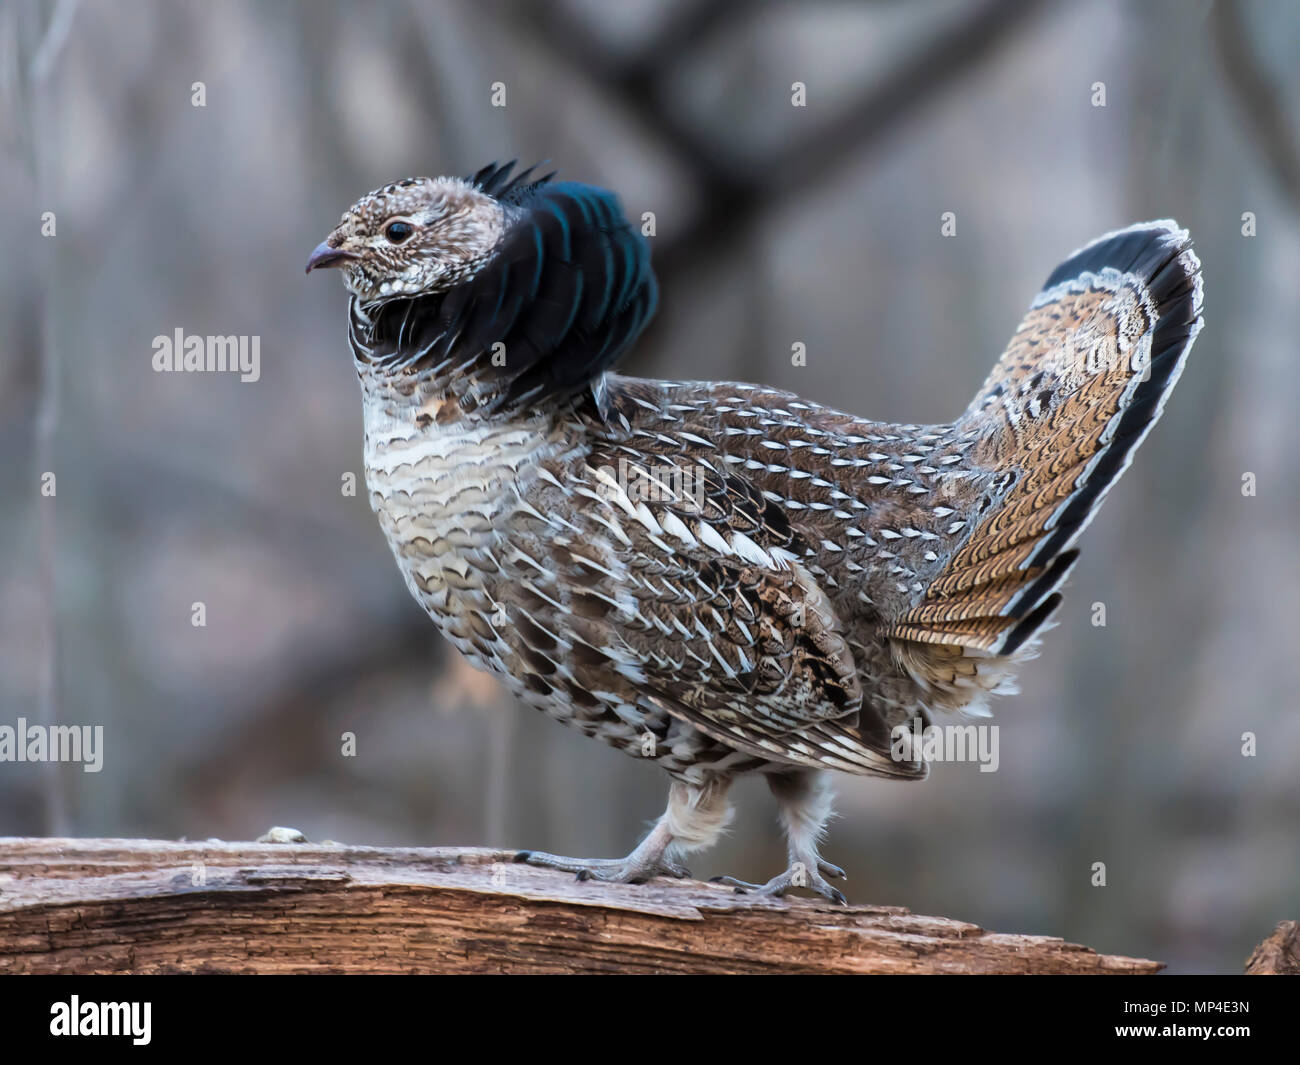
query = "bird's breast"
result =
(357, 375, 582, 662)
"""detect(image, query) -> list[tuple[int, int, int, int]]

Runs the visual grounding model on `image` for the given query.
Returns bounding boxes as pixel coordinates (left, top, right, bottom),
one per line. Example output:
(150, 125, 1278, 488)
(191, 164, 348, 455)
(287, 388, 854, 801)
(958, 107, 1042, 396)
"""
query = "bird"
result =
(307, 161, 1203, 903)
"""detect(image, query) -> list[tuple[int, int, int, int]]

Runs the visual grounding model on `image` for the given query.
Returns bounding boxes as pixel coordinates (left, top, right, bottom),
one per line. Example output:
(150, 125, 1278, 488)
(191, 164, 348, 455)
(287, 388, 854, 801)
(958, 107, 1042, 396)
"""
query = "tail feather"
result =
(888, 220, 1203, 658)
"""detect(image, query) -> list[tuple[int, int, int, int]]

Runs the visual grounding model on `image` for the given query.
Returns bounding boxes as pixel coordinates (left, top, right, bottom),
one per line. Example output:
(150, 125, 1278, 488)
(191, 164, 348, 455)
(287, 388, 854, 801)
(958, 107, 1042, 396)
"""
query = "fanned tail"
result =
(888, 220, 1203, 662)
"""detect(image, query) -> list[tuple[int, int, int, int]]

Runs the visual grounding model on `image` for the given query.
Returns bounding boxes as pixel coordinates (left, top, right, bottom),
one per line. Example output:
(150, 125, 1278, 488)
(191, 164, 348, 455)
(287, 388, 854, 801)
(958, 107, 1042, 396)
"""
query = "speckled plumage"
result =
(310, 163, 1204, 899)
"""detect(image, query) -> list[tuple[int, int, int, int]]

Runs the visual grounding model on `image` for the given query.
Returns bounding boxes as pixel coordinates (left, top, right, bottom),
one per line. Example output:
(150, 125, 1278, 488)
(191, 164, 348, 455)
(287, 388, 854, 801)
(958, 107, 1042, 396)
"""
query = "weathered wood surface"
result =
(1245, 920, 1300, 975)
(0, 836, 1167, 974)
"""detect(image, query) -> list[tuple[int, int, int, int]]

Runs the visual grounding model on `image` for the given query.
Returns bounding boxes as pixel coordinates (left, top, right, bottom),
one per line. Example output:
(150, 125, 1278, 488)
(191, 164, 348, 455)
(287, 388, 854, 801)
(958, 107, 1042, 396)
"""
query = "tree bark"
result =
(1245, 920, 1300, 975)
(0, 836, 1171, 974)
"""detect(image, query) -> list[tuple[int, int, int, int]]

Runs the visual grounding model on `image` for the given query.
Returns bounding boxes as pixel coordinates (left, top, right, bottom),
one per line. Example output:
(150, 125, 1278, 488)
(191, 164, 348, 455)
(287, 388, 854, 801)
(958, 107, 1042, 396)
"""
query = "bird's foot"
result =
(513, 849, 690, 884)
(712, 858, 847, 904)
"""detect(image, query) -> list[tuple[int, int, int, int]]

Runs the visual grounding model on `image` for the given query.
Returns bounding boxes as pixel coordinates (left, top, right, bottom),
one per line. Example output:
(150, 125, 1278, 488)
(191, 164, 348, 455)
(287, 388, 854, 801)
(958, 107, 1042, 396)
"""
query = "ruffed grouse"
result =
(307, 162, 1203, 902)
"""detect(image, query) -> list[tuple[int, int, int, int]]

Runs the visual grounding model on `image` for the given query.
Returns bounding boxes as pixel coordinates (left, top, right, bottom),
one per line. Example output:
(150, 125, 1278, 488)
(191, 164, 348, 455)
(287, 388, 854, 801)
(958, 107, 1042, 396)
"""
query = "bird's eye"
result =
(385, 221, 414, 244)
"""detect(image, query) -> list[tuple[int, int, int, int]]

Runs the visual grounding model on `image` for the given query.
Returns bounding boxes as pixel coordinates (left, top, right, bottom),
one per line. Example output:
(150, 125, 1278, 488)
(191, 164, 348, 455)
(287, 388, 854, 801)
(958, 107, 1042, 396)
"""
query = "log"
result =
(0, 835, 1167, 974)
(1245, 920, 1300, 975)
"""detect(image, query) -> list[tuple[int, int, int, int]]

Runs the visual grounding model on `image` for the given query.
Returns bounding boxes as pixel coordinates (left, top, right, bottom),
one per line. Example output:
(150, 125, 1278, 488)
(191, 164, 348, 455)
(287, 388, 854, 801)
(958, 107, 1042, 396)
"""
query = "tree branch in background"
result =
(497, 0, 1051, 277)
(24, 0, 81, 836)
(1212, 0, 1300, 211)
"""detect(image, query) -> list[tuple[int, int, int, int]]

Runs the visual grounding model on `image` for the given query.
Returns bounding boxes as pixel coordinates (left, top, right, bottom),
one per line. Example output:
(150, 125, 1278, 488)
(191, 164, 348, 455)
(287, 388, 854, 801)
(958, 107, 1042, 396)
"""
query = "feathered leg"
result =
(516, 775, 733, 883)
(716, 769, 847, 904)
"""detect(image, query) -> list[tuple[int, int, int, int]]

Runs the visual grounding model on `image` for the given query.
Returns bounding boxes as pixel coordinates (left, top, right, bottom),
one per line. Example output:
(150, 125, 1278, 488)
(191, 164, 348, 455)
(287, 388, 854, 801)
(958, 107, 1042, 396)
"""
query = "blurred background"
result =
(1, 0, 1297, 974)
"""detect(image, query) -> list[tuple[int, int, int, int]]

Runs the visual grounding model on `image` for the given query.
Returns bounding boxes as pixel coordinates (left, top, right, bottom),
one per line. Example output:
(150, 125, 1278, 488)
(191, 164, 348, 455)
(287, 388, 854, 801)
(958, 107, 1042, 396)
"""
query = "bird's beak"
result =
(305, 241, 360, 274)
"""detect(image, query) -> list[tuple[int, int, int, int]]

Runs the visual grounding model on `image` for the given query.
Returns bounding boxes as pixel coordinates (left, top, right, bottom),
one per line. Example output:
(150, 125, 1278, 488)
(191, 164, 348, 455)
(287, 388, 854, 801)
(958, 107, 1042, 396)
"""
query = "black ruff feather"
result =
(365, 173, 658, 416)
(465, 160, 557, 206)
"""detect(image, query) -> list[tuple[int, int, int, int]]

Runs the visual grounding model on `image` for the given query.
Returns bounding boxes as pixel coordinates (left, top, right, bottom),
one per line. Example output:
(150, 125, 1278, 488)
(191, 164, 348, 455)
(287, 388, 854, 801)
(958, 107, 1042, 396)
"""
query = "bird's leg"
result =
(515, 775, 733, 884)
(715, 769, 847, 904)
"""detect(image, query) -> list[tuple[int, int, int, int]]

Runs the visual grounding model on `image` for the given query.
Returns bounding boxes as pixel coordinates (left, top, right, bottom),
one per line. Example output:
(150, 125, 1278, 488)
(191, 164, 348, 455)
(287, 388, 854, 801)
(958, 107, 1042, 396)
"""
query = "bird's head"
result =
(306, 175, 506, 304)
(308, 163, 657, 418)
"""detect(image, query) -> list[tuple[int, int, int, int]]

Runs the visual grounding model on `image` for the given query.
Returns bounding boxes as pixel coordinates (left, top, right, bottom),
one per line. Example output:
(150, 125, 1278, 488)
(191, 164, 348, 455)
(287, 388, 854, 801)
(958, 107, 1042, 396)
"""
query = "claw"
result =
(712, 874, 760, 892)
(819, 860, 847, 880)
(515, 848, 686, 885)
(710, 862, 848, 904)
